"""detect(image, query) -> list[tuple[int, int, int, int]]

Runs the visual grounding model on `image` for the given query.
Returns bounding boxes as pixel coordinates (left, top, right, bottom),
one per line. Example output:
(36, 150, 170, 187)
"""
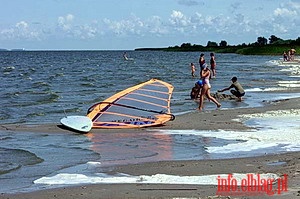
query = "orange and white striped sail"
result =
(87, 79, 175, 128)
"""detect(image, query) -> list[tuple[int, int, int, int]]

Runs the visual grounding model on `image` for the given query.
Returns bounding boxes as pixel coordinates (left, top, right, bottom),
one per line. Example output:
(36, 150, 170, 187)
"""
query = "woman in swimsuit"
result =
(198, 64, 221, 111)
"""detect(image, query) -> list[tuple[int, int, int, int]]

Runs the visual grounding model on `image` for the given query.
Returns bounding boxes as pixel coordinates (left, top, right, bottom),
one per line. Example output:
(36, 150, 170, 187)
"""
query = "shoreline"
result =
(1, 152, 300, 199)
(1, 97, 300, 198)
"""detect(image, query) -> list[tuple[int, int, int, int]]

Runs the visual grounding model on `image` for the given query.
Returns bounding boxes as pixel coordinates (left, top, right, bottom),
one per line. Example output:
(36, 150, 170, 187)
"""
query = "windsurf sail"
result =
(87, 79, 175, 128)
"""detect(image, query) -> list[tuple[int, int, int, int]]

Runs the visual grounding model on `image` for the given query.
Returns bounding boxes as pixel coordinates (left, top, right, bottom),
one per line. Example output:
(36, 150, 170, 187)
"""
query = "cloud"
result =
(79, 25, 97, 39)
(147, 16, 169, 35)
(56, 14, 98, 39)
(269, 1, 300, 35)
(16, 21, 28, 29)
(169, 10, 191, 27)
(1, 1, 300, 48)
(103, 14, 144, 36)
(0, 21, 40, 41)
(274, 7, 297, 17)
(57, 14, 74, 31)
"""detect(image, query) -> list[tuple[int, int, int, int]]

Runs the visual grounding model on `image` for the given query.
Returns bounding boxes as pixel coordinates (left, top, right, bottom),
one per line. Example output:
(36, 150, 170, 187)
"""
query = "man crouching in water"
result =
(218, 76, 245, 101)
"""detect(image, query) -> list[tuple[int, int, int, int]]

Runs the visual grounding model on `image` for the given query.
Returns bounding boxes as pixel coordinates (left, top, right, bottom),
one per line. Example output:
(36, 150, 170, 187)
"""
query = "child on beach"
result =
(218, 76, 245, 101)
(190, 63, 196, 77)
(283, 51, 288, 61)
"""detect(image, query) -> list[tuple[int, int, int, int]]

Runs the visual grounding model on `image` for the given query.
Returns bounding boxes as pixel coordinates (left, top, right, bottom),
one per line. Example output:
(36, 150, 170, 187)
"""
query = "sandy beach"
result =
(1, 97, 300, 199)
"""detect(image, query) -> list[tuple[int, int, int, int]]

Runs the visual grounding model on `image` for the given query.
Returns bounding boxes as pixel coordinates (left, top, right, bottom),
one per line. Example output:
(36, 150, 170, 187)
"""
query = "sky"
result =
(0, 0, 300, 50)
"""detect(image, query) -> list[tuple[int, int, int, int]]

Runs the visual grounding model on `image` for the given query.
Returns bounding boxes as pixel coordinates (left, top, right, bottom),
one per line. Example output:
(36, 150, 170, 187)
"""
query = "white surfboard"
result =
(60, 116, 93, 133)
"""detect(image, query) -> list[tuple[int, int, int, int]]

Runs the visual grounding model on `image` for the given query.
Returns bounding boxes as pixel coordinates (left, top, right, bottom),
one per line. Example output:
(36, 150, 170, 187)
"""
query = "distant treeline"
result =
(135, 35, 300, 55)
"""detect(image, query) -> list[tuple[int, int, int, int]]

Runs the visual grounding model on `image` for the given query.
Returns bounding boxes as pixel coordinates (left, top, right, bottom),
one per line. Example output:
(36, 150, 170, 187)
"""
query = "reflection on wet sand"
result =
(84, 130, 216, 167)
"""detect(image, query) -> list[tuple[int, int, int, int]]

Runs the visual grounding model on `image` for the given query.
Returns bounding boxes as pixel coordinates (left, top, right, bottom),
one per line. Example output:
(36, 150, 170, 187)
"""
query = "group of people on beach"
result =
(190, 52, 245, 111)
(191, 52, 216, 78)
(283, 48, 296, 61)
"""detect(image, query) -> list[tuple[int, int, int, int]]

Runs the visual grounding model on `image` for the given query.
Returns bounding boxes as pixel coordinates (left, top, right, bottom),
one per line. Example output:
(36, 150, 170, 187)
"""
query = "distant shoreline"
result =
(1, 45, 298, 56)
(135, 44, 299, 55)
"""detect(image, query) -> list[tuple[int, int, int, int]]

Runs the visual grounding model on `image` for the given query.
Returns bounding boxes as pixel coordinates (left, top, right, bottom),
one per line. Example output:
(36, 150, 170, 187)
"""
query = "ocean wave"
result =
(0, 136, 13, 141)
(80, 76, 97, 82)
(32, 81, 51, 88)
(1, 66, 15, 72)
(7, 91, 60, 107)
(25, 112, 46, 118)
(278, 80, 300, 88)
(159, 118, 300, 154)
(245, 87, 288, 92)
(134, 152, 159, 159)
(0, 147, 43, 175)
(49, 73, 64, 80)
(34, 172, 278, 186)
(0, 162, 21, 175)
(0, 111, 10, 121)
(278, 63, 300, 67)
(80, 82, 95, 87)
(236, 109, 300, 120)
(266, 60, 279, 66)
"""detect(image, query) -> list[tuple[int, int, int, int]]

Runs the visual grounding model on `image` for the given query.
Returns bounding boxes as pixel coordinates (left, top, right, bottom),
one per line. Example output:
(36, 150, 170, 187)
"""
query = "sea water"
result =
(1, 51, 300, 193)
(1, 51, 299, 124)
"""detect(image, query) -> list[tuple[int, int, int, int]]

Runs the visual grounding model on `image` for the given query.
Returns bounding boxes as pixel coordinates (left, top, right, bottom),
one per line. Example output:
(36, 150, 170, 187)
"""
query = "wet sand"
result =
(1, 98, 300, 198)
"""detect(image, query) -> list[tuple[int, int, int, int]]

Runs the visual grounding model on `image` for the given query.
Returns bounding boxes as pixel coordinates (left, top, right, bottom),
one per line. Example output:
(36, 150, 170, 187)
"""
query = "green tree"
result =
(295, 37, 300, 44)
(219, 40, 227, 47)
(207, 41, 218, 47)
(256, 37, 268, 46)
(180, 43, 192, 48)
(269, 35, 282, 44)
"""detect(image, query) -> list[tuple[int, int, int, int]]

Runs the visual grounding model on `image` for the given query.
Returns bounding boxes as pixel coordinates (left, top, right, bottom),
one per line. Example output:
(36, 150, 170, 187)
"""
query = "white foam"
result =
(87, 161, 101, 166)
(278, 80, 300, 88)
(160, 129, 288, 154)
(279, 64, 300, 76)
(237, 109, 300, 119)
(34, 107, 299, 187)
(266, 60, 280, 65)
(34, 173, 278, 186)
(245, 87, 288, 92)
(245, 88, 264, 92)
(160, 108, 300, 154)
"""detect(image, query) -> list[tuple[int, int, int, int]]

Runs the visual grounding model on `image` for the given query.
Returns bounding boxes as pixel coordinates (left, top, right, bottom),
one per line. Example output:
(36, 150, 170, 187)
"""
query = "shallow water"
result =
(1, 51, 300, 193)
(1, 51, 299, 124)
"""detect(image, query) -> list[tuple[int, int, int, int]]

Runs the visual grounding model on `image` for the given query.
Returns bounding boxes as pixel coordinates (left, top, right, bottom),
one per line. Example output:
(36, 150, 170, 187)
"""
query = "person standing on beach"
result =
(210, 52, 216, 78)
(198, 64, 221, 111)
(218, 76, 245, 101)
(190, 63, 196, 77)
(198, 53, 205, 77)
